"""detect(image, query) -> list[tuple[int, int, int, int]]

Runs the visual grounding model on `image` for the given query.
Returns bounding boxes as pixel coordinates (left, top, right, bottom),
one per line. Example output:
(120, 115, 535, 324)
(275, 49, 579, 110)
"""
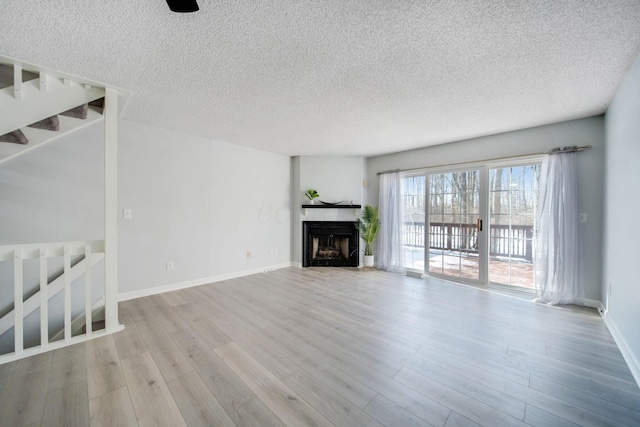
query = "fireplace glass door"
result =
(303, 222, 359, 267)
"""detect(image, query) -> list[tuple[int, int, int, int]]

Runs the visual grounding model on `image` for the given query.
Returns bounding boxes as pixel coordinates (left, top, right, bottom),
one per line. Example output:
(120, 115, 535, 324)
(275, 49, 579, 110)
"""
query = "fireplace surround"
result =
(303, 221, 359, 267)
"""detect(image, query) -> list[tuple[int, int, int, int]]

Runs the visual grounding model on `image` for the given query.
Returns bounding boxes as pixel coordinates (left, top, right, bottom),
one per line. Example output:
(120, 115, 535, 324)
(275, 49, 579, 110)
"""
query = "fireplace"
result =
(303, 221, 359, 267)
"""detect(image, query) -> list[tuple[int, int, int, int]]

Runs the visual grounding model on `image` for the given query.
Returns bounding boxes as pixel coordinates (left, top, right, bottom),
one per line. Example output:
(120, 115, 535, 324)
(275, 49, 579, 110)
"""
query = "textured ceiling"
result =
(2, 1, 640, 156)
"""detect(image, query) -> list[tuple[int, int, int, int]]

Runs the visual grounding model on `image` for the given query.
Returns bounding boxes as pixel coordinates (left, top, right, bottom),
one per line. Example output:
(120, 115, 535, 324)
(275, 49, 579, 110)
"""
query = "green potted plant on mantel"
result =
(358, 205, 380, 268)
(305, 189, 320, 204)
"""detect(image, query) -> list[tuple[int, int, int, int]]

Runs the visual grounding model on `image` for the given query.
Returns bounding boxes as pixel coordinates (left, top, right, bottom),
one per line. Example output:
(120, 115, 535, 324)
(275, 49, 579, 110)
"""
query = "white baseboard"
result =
(582, 298, 601, 309)
(581, 299, 640, 387)
(598, 301, 607, 317)
(118, 262, 296, 302)
(599, 309, 640, 388)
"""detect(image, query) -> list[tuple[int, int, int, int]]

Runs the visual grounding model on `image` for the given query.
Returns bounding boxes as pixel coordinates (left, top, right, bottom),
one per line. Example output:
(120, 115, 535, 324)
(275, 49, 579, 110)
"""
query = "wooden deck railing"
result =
(402, 221, 533, 262)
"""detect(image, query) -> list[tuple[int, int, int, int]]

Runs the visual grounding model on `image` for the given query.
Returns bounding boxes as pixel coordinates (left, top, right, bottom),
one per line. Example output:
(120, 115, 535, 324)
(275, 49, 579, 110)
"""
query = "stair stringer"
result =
(0, 53, 129, 116)
(0, 104, 105, 165)
(0, 78, 105, 136)
(0, 53, 130, 165)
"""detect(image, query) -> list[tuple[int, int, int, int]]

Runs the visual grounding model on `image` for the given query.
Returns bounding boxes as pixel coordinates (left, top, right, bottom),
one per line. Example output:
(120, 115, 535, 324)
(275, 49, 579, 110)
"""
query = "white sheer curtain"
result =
(377, 172, 404, 272)
(534, 153, 584, 305)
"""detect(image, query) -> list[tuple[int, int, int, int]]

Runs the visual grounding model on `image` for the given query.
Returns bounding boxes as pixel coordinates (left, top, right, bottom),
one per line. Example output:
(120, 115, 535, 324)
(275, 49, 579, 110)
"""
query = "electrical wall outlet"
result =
(166, 261, 174, 270)
(246, 251, 252, 258)
(580, 213, 587, 223)
(123, 208, 133, 219)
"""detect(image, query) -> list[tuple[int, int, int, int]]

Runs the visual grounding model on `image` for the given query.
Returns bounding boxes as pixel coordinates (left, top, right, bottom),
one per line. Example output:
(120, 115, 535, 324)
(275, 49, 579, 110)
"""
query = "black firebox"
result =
(303, 221, 359, 267)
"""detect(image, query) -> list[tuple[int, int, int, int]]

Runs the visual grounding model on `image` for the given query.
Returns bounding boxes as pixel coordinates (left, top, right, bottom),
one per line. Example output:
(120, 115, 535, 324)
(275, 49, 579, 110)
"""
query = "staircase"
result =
(0, 53, 128, 364)
(0, 54, 126, 165)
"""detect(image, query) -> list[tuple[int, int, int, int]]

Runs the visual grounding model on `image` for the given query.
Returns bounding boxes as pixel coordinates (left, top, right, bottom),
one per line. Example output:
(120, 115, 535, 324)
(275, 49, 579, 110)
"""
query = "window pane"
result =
(488, 164, 539, 288)
(402, 176, 426, 270)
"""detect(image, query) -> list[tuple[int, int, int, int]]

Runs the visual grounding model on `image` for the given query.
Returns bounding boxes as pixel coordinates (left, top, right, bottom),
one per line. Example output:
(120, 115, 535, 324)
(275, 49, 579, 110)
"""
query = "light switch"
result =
(123, 208, 133, 219)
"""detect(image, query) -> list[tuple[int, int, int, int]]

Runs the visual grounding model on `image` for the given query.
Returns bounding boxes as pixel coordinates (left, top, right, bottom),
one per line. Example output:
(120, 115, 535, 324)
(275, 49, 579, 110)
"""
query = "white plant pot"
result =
(364, 255, 374, 268)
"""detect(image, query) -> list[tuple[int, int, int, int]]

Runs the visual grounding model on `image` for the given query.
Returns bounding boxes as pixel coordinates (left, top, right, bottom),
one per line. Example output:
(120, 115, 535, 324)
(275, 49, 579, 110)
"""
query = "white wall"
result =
(118, 120, 291, 297)
(604, 53, 640, 382)
(291, 156, 366, 265)
(366, 117, 605, 301)
(0, 118, 291, 303)
(0, 125, 105, 245)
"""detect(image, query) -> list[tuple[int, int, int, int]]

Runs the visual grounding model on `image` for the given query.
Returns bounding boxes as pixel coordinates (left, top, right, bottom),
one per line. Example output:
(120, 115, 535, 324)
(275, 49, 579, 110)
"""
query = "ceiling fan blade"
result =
(166, 0, 199, 13)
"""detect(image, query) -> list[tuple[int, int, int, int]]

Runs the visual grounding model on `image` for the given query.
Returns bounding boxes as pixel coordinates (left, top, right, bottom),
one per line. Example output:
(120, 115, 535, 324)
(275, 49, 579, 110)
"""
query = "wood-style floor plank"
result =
(528, 375, 640, 426)
(395, 366, 529, 426)
(135, 319, 194, 382)
(229, 398, 285, 427)
(0, 351, 52, 426)
(112, 321, 147, 360)
(159, 291, 187, 307)
(215, 342, 334, 427)
(444, 411, 483, 427)
(230, 331, 299, 380)
(89, 386, 139, 427)
(1, 267, 639, 427)
(257, 310, 453, 426)
(253, 326, 378, 410)
(523, 404, 581, 427)
(398, 356, 527, 420)
(0, 356, 14, 395)
(85, 334, 127, 400)
(146, 294, 190, 335)
(47, 342, 87, 392)
(42, 380, 90, 426)
(171, 329, 256, 413)
(364, 394, 435, 427)
(120, 351, 187, 427)
(283, 368, 384, 427)
(166, 371, 235, 427)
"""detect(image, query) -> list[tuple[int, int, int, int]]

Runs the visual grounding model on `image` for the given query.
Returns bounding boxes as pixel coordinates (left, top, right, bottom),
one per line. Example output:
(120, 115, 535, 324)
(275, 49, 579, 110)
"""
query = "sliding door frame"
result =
(485, 157, 543, 289)
(401, 154, 544, 288)
(422, 166, 485, 284)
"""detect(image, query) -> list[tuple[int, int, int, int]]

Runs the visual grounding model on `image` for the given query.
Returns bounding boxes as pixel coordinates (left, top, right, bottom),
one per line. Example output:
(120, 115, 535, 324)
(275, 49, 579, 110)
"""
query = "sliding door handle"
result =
(477, 218, 483, 231)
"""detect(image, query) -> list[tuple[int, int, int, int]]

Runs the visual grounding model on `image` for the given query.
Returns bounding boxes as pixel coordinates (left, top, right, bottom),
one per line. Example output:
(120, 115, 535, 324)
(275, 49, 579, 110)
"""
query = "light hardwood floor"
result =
(1, 267, 639, 426)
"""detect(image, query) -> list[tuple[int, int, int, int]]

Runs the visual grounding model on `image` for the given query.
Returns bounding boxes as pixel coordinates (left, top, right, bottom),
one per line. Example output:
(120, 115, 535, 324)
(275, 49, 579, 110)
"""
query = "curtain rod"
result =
(376, 145, 592, 176)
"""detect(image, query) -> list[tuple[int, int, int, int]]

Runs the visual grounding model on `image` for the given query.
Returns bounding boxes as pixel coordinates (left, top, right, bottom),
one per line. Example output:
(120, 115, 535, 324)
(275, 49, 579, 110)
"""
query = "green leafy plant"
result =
(305, 189, 319, 200)
(358, 205, 380, 256)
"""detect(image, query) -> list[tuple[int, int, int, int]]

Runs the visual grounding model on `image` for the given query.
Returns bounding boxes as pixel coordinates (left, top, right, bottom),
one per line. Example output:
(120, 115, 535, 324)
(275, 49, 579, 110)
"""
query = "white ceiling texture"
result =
(2, 1, 640, 156)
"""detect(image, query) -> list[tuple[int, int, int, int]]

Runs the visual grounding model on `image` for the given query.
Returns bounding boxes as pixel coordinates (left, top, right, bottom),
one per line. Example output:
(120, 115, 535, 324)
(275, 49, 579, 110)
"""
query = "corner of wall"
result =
(600, 311, 640, 388)
(602, 52, 640, 389)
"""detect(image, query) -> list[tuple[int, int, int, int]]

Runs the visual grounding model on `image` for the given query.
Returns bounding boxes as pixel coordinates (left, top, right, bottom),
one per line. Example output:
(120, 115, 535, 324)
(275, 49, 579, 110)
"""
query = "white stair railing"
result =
(0, 240, 122, 364)
(0, 252, 105, 337)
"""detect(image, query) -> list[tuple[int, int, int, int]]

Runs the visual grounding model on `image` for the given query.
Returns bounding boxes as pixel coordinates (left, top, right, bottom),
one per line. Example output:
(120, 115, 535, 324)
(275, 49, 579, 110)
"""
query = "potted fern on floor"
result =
(358, 205, 380, 268)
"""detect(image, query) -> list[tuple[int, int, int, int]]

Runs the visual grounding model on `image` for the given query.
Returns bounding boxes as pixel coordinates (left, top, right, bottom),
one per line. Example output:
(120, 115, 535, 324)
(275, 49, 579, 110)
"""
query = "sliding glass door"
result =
(488, 165, 539, 288)
(400, 161, 540, 289)
(427, 170, 481, 281)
